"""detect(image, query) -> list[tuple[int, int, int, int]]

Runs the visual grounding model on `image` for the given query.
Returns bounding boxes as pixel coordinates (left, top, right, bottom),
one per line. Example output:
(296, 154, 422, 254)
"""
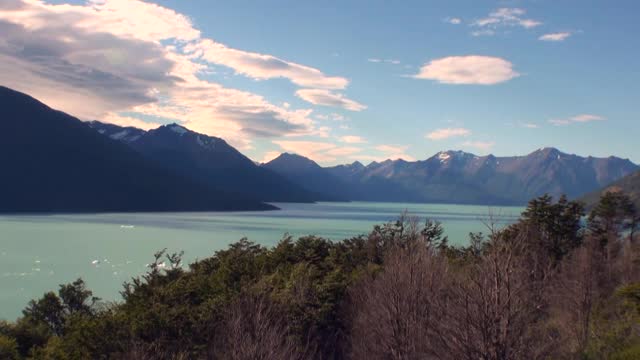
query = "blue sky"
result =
(2, 0, 639, 164)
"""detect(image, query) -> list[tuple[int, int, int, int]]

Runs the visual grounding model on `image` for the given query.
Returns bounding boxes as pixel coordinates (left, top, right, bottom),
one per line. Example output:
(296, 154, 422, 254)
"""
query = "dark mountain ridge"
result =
(88, 122, 320, 203)
(0, 86, 274, 212)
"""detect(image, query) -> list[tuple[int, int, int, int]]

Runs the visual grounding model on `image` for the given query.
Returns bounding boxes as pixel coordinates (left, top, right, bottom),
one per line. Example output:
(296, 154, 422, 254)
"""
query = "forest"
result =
(1, 192, 639, 359)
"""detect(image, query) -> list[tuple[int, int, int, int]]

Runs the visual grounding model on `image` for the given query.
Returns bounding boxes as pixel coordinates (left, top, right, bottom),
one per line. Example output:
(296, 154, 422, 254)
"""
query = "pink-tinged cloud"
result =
(425, 128, 472, 140)
(296, 89, 366, 111)
(414, 56, 519, 85)
(0, 0, 349, 150)
(539, 32, 572, 42)
(340, 135, 367, 144)
(549, 114, 606, 126)
(273, 140, 362, 163)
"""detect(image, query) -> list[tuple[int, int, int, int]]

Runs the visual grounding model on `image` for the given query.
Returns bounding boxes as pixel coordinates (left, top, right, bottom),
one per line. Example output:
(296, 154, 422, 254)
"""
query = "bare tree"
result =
(350, 245, 448, 359)
(431, 230, 556, 360)
(211, 294, 311, 360)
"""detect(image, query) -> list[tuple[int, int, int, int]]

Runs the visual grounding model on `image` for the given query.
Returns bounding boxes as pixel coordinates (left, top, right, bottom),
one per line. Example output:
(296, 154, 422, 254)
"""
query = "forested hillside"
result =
(1, 192, 638, 359)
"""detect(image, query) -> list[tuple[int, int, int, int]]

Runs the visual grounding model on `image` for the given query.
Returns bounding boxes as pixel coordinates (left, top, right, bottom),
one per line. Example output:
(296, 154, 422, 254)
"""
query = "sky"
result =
(1, 0, 638, 165)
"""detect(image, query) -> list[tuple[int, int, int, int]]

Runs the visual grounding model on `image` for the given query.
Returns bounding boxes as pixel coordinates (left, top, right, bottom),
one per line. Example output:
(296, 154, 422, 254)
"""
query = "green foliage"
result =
(519, 194, 585, 262)
(588, 191, 638, 245)
(0, 334, 19, 360)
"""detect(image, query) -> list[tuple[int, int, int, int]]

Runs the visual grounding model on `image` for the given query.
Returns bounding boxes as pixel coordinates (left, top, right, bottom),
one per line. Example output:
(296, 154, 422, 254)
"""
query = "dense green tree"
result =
(588, 191, 638, 246)
(518, 194, 585, 263)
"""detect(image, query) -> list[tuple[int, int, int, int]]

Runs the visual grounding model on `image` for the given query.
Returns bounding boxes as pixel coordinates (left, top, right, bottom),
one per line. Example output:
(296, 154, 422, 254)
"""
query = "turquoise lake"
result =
(0, 202, 523, 320)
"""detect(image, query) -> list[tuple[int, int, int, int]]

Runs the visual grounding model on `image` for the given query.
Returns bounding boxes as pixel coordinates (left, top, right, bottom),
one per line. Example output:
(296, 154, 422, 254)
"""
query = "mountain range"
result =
(1, 85, 638, 212)
(262, 149, 639, 206)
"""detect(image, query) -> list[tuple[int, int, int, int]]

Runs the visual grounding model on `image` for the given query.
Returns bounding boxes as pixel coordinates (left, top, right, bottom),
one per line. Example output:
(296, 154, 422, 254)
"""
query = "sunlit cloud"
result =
(186, 39, 348, 89)
(340, 135, 367, 144)
(414, 56, 519, 85)
(426, 127, 472, 140)
(296, 89, 366, 111)
(0, 0, 354, 150)
(273, 140, 362, 163)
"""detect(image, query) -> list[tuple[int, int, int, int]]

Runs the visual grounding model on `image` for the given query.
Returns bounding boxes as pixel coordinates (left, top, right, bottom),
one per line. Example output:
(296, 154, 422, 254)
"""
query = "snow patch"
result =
(170, 125, 187, 136)
(110, 130, 129, 140)
(438, 152, 451, 162)
(197, 135, 215, 149)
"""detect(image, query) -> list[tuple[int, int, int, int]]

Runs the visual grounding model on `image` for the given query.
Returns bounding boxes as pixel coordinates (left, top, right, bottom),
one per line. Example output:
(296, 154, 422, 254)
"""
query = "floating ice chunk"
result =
(91, 260, 100, 265)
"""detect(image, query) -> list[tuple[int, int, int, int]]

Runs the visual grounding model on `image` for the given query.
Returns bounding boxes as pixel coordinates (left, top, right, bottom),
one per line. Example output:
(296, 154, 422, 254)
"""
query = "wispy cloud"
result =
(539, 32, 572, 42)
(461, 141, 495, 151)
(340, 135, 367, 144)
(445, 17, 462, 25)
(549, 114, 606, 126)
(521, 123, 539, 129)
(471, 8, 542, 36)
(296, 89, 366, 111)
(368, 58, 401, 65)
(414, 56, 519, 85)
(184, 41, 347, 89)
(426, 127, 472, 140)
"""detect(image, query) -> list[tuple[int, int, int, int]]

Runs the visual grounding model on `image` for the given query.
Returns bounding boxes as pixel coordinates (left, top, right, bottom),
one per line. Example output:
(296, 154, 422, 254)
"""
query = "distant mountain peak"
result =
(432, 150, 477, 163)
(265, 153, 323, 172)
(350, 160, 365, 168)
(162, 123, 188, 136)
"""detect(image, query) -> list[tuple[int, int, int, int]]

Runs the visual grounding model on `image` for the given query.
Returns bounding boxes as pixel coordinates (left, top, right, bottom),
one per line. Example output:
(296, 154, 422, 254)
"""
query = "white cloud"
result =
(296, 89, 366, 111)
(522, 123, 539, 129)
(472, 8, 541, 36)
(539, 32, 572, 42)
(340, 135, 366, 144)
(549, 114, 606, 126)
(461, 141, 495, 151)
(368, 58, 401, 65)
(0, 0, 355, 149)
(414, 56, 519, 85)
(426, 128, 472, 140)
(445, 17, 462, 25)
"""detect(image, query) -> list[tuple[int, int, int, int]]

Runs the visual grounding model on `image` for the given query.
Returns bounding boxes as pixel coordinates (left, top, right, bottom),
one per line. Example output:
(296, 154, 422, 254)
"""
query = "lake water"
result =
(0, 202, 523, 320)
